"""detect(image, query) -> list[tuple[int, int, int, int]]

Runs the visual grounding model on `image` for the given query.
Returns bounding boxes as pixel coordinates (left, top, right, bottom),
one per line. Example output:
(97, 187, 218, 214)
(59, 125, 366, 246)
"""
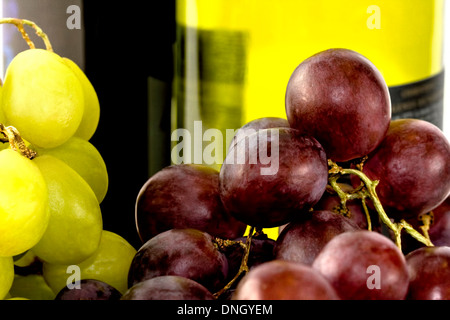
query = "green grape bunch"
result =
(0, 18, 124, 300)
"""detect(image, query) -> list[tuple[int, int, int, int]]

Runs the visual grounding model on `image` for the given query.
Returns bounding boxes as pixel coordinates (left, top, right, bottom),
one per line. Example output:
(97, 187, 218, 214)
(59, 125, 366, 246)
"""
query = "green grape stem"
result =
(327, 160, 433, 250)
(0, 18, 53, 51)
(0, 123, 37, 159)
(213, 226, 258, 299)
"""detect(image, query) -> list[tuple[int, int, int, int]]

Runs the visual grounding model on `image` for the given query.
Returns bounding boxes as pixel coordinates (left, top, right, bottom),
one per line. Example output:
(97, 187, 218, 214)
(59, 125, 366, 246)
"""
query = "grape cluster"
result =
(0, 19, 135, 300)
(130, 48, 450, 300)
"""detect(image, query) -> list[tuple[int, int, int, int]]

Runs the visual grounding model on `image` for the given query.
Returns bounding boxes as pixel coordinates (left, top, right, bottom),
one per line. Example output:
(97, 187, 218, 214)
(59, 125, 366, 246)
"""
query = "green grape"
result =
(43, 230, 136, 295)
(0, 86, 9, 152)
(0, 82, 7, 125)
(13, 250, 37, 268)
(0, 256, 14, 299)
(2, 49, 84, 148)
(0, 149, 49, 257)
(32, 154, 103, 265)
(33, 137, 108, 203)
(8, 274, 55, 300)
(62, 57, 100, 141)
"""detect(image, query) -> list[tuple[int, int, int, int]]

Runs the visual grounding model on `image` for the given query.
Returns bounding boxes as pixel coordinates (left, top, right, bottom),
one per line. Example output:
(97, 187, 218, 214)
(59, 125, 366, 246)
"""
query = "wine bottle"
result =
(173, 0, 444, 151)
(173, 0, 445, 238)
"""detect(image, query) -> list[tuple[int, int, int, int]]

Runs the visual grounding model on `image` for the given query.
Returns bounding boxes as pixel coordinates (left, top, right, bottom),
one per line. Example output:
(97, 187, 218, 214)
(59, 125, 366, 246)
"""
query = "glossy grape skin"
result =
(128, 229, 228, 293)
(62, 57, 100, 141)
(285, 48, 391, 162)
(43, 230, 136, 295)
(428, 196, 450, 246)
(312, 230, 409, 300)
(357, 119, 450, 220)
(135, 164, 247, 243)
(32, 155, 103, 265)
(274, 210, 360, 266)
(0, 149, 49, 257)
(233, 260, 339, 300)
(313, 184, 369, 229)
(230, 117, 289, 148)
(220, 128, 328, 227)
(33, 137, 109, 204)
(0, 256, 14, 300)
(406, 246, 450, 300)
(9, 274, 56, 300)
(121, 276, 214, 300)
(2, 49, 84, 148)
(55, 279, 122, 300)
(223, 234, 276, 281)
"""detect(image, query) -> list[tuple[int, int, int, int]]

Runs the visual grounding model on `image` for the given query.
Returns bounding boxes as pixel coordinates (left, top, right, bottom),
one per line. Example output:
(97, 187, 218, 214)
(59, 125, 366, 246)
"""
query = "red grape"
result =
(428, 196, 450, 246)
(312, 230, 409, 300)
(405, 246, 450, 300)
(313, 184, 369, 229)
(127, 228, 228, 293)
(274, 210, 360, 265)
(357, 119, 450, 220)
(285, 48, 391, 162)
(121, 276, 214, 300)
(55, 279, 122, 300)
(230, 117, 289, 148)
(233, 260, 339, 300)
(223, 234, 276, 282)
(135, 164, 247, 243)
(219, 128, 328, 227)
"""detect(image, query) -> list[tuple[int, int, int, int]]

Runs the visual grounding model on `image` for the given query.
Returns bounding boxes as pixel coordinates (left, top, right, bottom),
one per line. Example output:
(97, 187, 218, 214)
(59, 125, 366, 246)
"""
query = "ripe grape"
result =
(405, 246, 450, 300)
(55, 279, 122, 300)
(128, 228, 228, 293)
(135, 164, 247, 243)
(0, 256, 14, 299)
(314, 183, 369, 229)
(428, 196, 450, 246)
(285, 48, 391, 162)
(121, 276, 214, 300)
(33, 137, 109, 203)
(62, 57, 100, 141)
(8, 274, 55, 300)
(274, 210, 360, 265)
(312, 230, 409, 300)
(230, 117, 289, 148)
(233, 260, 339, 300)
(2, 49, 84, 148)
(357, 119, 450, 220)
(223, 234, 276, 281)
(31, 155, 103, 265)
(220, 128, 328, 227)
(0, 149, 49, 257)
(43, 230, 136, 295)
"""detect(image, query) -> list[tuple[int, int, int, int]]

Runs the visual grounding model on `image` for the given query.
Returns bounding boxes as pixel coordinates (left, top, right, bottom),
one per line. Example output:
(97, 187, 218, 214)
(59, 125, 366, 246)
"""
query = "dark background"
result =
(83, 1, 175, 248)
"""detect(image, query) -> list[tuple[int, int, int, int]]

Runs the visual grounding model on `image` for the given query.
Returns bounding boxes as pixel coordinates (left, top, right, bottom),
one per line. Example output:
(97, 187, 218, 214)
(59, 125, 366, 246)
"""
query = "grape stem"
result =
(328, 160, 433, 250)
(213, 226, 258, 299)
(0, 18, 53, 51)
(0, 123, 37, 159)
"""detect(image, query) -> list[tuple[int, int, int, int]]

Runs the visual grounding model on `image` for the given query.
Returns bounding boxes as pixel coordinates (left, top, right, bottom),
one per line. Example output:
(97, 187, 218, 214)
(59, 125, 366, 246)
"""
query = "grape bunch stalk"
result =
(0, 18, 136, 300)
